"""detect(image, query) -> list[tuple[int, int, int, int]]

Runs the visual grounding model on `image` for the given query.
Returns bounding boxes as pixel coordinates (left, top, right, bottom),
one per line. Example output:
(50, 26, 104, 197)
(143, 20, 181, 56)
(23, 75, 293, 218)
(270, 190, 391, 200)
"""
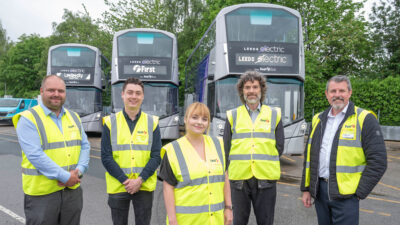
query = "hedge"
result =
(304, 76, 400, 126)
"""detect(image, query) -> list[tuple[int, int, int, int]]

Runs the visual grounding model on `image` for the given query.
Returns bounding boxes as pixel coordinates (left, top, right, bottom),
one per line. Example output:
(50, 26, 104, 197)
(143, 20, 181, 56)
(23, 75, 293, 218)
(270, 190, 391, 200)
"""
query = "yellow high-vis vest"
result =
(163, 135, 226, 225)
(103, 111, 158, 193)
(227, 105, 281, 181)
(13, 105, 82, 196)
(305, 107, 370, 195)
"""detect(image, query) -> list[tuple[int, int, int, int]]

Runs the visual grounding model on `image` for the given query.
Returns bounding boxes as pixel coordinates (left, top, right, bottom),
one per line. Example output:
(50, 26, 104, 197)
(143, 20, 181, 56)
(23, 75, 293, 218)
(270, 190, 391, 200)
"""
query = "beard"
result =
(331, 97, 345, 110)
(244, 93, 261, 104)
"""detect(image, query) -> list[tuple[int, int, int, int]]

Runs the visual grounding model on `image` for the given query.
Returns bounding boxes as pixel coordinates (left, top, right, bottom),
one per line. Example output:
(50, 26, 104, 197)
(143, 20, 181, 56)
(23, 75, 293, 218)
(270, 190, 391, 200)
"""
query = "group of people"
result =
(13, 71, 387, 225)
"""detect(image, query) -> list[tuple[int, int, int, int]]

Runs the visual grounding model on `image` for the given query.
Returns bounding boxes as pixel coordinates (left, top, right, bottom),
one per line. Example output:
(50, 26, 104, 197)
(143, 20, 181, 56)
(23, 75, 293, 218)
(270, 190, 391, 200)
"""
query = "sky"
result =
(0, 0, 109, 41)
(0, 0, 377, 42)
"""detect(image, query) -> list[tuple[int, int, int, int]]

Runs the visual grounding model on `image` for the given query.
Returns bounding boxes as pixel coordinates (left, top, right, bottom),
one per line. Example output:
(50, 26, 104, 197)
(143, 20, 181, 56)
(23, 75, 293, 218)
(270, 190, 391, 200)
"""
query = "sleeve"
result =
(300, 122, 313, 192)
(158, 154, 178, 186)
(139, 125, 162, 181)
(16, 116, 71, 183)
(275, 120, 284, 156)
(76, 121, 90, 174)
(223, 118, 232, 169)
(100, 124, 128, 183)
(356, 114, 387, 199)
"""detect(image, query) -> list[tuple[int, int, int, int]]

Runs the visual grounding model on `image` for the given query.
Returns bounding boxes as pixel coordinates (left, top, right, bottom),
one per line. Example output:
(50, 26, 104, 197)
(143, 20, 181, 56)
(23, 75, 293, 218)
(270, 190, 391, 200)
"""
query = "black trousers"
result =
(315, 179, 359, 225)
(231, 178, 277, 225)
(108, 191, 154, 225)
(24, 187, 83, 225)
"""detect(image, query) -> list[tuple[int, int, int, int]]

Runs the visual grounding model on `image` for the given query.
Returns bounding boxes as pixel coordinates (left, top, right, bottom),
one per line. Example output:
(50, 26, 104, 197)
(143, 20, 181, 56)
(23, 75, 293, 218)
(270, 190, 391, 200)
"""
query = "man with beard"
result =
(13, 75, 90, 225)
(223, 70, 284, 225)
(301, 75, 387, 225)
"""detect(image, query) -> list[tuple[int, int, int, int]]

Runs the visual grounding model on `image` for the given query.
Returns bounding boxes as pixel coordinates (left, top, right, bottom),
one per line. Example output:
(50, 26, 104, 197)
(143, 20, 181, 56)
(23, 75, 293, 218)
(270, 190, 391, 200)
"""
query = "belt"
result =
(319, 177, 328, 182)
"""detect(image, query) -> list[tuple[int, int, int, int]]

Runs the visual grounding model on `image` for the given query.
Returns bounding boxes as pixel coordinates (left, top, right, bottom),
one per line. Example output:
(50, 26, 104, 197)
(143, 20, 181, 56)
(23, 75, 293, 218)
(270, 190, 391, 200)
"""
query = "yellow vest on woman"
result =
(163, 135, 225, 225)
(103, 111, 158, 193)
(13, 105, 82, 196)
(227, 105, 281, 180)
(304, 107, 370, 195)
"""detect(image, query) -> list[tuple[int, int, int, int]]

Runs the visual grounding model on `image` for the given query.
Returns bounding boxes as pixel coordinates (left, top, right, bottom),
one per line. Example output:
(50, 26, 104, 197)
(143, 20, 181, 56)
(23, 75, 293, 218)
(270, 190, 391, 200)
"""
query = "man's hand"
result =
(123, 177, 143, 194)
(61, 169, 81, 187)
(302, 191, 312, 208)
(224, 208, 233, 225)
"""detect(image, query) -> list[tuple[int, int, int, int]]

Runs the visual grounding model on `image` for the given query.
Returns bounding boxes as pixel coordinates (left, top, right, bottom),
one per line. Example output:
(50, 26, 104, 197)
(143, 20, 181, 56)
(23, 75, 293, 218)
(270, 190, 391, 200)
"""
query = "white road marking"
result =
(0, 204, 25, 224)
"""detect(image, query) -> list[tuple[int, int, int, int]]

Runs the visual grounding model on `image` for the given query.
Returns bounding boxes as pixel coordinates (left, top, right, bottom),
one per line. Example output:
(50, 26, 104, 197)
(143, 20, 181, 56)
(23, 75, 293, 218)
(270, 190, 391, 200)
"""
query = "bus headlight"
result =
(172, 116, 179, 125)
(96, 112, 102, 119)
(217, 123, 224, 135)
(299, 122, 307, 134)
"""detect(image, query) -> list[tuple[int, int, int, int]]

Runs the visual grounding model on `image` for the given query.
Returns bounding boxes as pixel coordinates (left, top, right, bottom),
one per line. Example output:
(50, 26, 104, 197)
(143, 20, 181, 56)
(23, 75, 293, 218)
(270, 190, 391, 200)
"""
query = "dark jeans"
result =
(231, 178, 276, 225)
(24, 187, 83, 225)
(108, 191, 154, 225)
(315, 178, 359, 225)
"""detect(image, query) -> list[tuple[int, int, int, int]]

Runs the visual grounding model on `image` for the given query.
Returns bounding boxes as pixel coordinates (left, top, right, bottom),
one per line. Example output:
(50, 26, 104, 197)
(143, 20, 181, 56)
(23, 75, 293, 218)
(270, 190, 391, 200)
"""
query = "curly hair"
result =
(236, 71, 267, 104)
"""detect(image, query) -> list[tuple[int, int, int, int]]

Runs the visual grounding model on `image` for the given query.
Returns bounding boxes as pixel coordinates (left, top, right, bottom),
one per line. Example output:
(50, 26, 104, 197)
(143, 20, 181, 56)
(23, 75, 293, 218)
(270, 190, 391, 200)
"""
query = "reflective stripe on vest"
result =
(172, 136, 225, 188)
(228, 105, 281, 180)
(110, 113, 153, 151)
(176, 202, 225, 214)
(305, 107, 369, 195)
(29, 109, 82, 150)
(166, 136, 226, 224)
(104, 111, 158, 193)
(14, 106, 82, 196)
(22, 164, 78, 175)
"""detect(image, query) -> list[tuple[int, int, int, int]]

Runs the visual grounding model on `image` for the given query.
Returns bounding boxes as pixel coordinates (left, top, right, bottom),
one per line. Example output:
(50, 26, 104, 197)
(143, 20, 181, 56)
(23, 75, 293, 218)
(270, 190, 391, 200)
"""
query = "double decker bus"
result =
(184, 3, 307, 154)
(47, 43, 109, 133)
(111, 28, 180, 140)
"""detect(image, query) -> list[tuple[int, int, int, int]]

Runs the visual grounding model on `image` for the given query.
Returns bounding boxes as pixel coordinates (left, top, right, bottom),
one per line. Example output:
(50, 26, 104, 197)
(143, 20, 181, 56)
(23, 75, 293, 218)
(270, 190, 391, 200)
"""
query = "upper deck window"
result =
(51, 47, 96, 67)
(118, 32, 173, 58)
(226, 7, 299, 43)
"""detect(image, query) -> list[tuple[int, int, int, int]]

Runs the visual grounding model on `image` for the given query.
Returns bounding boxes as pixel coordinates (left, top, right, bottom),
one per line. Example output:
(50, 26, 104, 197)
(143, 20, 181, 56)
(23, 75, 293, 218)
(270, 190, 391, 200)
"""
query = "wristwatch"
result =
(225, 205, 233, 210)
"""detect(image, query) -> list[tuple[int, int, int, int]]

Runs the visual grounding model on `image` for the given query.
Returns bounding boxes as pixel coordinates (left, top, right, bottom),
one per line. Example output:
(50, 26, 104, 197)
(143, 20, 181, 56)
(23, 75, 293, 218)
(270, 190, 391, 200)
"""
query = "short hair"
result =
(326, 75, 352, 91)
(123, 78, 144, 92)
(41, 75, 65, 89)
(184, 102, 211, 132)
(236, 70, 267, 104)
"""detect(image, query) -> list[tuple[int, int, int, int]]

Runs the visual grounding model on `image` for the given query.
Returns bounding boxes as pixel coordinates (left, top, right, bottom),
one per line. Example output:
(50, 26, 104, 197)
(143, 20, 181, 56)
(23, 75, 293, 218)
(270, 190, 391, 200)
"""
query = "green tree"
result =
(0, 34, 48, 98)
(0, 20, 12, 59)
(50, 7, 112, 60)
(369, 0, 400, 78)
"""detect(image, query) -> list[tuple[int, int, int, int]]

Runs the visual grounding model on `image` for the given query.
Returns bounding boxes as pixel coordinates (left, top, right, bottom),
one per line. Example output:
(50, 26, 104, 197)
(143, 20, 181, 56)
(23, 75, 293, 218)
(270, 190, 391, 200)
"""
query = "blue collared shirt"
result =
(245, 103, 261, 123)
(15, 103, 90, 183)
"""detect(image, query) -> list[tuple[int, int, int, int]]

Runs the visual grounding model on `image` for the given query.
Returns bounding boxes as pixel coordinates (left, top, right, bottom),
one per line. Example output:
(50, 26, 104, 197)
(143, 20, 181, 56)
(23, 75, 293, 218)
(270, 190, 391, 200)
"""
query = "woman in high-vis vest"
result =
(159, 102, 233, 225)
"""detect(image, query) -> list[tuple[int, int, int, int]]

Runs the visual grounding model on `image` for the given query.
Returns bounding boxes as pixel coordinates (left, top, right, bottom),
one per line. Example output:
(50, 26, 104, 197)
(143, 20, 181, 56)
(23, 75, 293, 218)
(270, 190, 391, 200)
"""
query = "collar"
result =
(123, 108, 141, 122)
(328, 102, 349, 118)
(40, 103, 65, 117)
(245, 103, 261, 112)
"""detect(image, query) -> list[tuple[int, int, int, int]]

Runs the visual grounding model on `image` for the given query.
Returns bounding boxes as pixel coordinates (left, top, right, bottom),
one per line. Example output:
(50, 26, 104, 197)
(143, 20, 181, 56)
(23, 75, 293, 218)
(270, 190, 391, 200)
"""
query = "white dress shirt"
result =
(319, 103, 349, 178)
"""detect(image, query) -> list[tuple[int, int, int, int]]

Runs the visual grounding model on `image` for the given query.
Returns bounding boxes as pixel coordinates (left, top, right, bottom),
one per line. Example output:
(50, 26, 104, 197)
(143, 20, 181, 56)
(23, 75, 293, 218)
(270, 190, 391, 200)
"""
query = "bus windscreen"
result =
(51, 47, 96, 85)
(226, 7, 299, 74)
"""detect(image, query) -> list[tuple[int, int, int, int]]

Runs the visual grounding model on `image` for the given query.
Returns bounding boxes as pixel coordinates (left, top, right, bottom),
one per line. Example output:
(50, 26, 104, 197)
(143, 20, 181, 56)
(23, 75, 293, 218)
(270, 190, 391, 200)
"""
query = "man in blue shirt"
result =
(14, 75, 90, 225)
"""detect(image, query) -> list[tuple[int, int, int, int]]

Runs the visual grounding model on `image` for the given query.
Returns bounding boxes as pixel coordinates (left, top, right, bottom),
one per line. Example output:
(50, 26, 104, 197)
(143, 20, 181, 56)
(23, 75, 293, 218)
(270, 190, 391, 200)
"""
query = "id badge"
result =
(341, 132, 354, 139)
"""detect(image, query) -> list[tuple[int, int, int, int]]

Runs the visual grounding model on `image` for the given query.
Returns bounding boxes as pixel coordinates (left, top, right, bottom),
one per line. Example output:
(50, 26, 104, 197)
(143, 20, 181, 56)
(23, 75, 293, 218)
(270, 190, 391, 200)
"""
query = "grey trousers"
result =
(24, 186, 83, 225)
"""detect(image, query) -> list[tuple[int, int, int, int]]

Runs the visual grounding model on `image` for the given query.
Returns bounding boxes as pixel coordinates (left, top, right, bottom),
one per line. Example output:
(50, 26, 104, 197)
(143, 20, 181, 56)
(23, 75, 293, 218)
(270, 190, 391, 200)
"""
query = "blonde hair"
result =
(184, 102, 211, 132)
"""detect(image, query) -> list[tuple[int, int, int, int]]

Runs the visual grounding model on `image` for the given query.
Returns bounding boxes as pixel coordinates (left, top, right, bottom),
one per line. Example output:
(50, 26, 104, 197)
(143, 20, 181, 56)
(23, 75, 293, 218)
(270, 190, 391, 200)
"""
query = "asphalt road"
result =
(1, 123, 399, 225)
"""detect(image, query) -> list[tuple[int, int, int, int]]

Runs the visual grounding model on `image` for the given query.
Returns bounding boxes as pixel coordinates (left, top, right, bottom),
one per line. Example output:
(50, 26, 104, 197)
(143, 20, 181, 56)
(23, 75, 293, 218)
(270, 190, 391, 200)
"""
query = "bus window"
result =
(265, 77, 304, 125)
(19, 100, 25, 109)
(226, 8, 298, 43)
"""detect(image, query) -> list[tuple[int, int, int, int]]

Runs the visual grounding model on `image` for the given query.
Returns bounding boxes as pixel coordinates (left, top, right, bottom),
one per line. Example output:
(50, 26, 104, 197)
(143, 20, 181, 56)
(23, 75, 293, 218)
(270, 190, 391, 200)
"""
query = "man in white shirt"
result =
(300, 75, 387, 225)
